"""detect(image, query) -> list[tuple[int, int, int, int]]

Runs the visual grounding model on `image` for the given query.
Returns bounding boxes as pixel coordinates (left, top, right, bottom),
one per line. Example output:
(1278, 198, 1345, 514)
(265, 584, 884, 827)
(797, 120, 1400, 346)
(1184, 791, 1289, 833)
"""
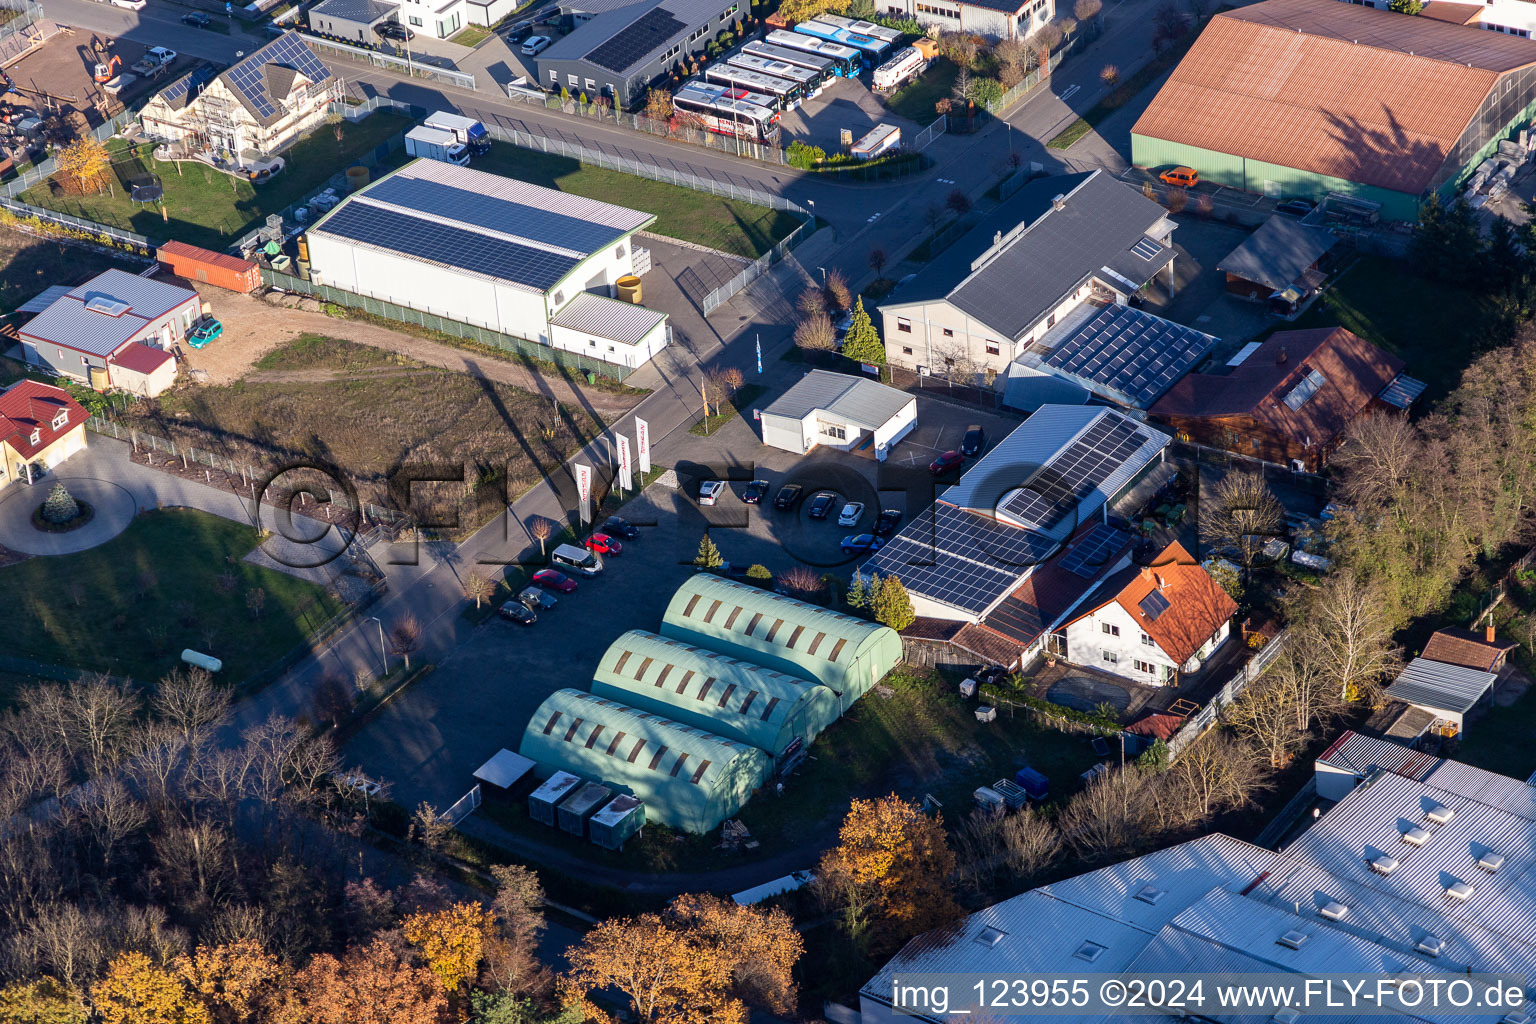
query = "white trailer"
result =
(850, 122, 902, 160)
(423, 110, 490, 154)
(405, 125, 470, 165)
(873, 46, 925, 92)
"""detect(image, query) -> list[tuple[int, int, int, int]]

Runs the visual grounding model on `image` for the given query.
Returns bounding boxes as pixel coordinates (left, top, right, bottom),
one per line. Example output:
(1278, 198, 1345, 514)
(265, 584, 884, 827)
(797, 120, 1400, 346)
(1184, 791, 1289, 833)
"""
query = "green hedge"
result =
(978, 684, 1121, 731)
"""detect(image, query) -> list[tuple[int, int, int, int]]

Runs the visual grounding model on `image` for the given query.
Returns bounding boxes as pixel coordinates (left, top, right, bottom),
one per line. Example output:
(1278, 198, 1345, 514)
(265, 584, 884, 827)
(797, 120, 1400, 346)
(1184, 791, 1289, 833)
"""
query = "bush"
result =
(967, 76, 1004, 109)
(787, 140, 827, 169)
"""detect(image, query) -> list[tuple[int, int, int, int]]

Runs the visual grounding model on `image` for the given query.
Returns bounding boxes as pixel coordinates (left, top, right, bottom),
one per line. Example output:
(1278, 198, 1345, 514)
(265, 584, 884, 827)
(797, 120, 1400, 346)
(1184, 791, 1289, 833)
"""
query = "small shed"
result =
(528, 770, 582, 826)
(158, 240, 262, 293)
(107, 342, 177, 398)
(759, 369, 916, 460)
(558, 781, 613, 836)
(1217, 215, 1338, 307)
(473, 748, 535, 802)
(589, 794, 645, 850)
(1382, 657, 1498, 734)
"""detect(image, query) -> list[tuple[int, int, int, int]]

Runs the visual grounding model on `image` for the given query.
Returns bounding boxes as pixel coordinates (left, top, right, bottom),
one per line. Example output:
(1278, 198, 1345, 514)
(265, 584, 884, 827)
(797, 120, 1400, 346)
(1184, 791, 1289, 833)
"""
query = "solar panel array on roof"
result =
(224, 33, 330, 121)
(1042, 305, 1218, 409)
(585, 6, 685, 72)
(1130, 236, 1165, 261)
(1059, 523, 1129, 578)
(1139, 589, 1171, 620)
(1282, 367, 1328, 410)
(158, 65, 215, 108)
(363, 175, 618, 256)
(999, 416, 1143, 529)
(317, 203, 579, 290)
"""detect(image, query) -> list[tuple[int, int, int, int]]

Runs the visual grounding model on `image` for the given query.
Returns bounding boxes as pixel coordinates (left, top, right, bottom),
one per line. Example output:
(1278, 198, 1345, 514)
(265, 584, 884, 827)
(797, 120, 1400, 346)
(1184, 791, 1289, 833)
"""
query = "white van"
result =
(550, 543, 603, 576)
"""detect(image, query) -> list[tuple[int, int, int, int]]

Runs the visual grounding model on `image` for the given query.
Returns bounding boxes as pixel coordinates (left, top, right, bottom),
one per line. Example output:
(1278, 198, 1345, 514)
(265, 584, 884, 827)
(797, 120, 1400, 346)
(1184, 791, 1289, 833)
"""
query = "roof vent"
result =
(1402, 827, 1431, 847)
(1319, 901, 1349, 921)
(1416, 934, 1445, 958)
(1276, 929, 1308, 950)
(1274, 1009, 1301, 1024)
(1052, 193, 1067, 211)
(1478, 851, 1506, 873)
(1277, 346, 1288, 365)
(1445, 880, 1474, 901)
(1134, 885, 1167, 906)
(1426, 805, 1455, 825)
(975, 926, 1007, 948)
(1370, 855, 1400, 875)
(1074, 940, 1108, 963)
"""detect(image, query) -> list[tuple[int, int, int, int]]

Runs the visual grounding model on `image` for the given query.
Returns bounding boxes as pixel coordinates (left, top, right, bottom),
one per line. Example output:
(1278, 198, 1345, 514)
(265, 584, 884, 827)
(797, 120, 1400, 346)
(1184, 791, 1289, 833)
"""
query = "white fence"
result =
(301, 34, 478, 90)
(911, 113, 947, 152)
(440, 784, 482, 826)
(1167, 629, 1292, 759)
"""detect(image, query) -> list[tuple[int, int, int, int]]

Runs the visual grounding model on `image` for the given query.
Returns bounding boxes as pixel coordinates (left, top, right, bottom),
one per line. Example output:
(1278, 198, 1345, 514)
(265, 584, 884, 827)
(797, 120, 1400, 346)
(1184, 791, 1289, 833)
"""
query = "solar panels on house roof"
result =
(220, 32, 331, 123)
(1139, 589, 1171, 620)
(1041, 304, 1219, 409)
(1059, 523, 1129, 578)
(585, 6, 685, 72)
(998, 415, 1144, 530)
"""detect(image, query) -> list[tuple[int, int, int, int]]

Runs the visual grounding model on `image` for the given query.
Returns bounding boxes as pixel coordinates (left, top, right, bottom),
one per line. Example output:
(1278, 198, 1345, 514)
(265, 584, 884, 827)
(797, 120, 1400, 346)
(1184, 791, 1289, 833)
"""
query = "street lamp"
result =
(367, 616, 388, 675)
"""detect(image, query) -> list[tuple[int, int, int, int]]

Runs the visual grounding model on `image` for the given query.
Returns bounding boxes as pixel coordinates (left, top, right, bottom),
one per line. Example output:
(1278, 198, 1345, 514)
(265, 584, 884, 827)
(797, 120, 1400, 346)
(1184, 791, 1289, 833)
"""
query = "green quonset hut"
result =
(660, 575, 903, 706)
(590, 630, 842, 759)
(1130, 0, 1536, 221)
(518, 688, 771, 835)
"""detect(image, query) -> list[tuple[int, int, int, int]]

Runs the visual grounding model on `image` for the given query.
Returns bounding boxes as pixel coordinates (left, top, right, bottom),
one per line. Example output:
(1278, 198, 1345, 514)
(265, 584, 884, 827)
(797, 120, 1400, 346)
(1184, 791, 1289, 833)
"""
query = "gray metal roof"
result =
(1384, 657, 1497, 715)
(1378, 373, 1427, 409)
(1217, 215, 1339, 293)
(540, 0, 721, 75)
(549, 293, 666, 345)
(16, 285, 72, 314)
(309, 0, 396, 23)
(1039, 303, 1218, 409)
(1316, 729, 1441, 781)
(21, 270, 198, 357)
(761, 369, 913, 431)
(884, 171, 1175, 342)
(472, 748, 535, 788)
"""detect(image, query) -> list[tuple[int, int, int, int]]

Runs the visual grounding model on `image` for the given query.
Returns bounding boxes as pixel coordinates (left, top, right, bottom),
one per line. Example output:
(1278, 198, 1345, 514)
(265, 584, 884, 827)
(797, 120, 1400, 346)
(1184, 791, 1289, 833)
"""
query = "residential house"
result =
(307, 0, 400, 43)
(1057, 540, 1237, 685)
(1150, 326, 1424, 471)
(877, 170, 1178, 382)
(0, 379, 88, 489)
(139, 33, 342, 160)
(1217, 214, 1339, 313)
(397, 0, 466, 38)
(879, 0, 1053, 41)
(1421, 625, 1518, 673)
(759, 369, 916, 459)
(18, 270, 199, 396)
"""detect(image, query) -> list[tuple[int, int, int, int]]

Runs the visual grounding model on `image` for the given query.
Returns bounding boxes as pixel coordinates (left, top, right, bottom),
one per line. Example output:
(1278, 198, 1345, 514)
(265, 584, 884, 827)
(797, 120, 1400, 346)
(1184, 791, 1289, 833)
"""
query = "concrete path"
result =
(0, 476, 137, 554)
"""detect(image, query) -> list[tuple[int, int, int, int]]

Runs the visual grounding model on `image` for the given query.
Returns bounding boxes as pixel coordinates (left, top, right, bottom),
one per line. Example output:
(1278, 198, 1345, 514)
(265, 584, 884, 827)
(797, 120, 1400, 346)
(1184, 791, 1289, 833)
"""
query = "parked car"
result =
(1276, 199, 1315, 217)
(961, 424, 985, 457)
(698, 479, 726, 506)
(146, 46, 177, 66)
(740, 479, 769, 504)
(505, 20, 535, 41)
(518, 586, 557, 611)
(377, 21, 413, 40)
(584, 533, 623, 556)
(187, 318, 222, 349)
(531, 568, 577, 593)
(109, 0, 146, 9)
(601, 515, 639, 539)
(929, 450, 963, 476)
(337, 773, 381, 797)
(841, 533, 884, 555)
(521, 35, 552, 55)
(181, 11, 211, 26)
(497, 601, 537, 625)
(808, 492, 836, 520)
(873, 508, 904, 536)
(773, 483, 803, 510)
(1159, 166, 1199, 187)
(837, 501, 864, 527)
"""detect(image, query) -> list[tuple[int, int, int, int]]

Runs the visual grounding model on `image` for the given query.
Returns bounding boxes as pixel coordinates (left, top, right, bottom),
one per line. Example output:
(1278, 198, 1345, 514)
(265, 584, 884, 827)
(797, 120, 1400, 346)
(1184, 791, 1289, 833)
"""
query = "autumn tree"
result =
(822, 267, 852, 311)
(275, 939, 446, 1024)
(668, 895, 802, 1017)
(402, 902, 496, 996)
(484, 864, 548, 997)
(776, 566, 824, 601)
(645, 87, 674, 121)
(389, 614, 423, 670)
(529, 517, 554, 556)
(815, 794, 960, 956)
(91, 952, 209, 1024)
(174, 941, 284, 1024)
(56, 137, 113, 196)
(793, 312, 836, 352)
(0, 978, 86, 1024)
(464, 571, 496, 609)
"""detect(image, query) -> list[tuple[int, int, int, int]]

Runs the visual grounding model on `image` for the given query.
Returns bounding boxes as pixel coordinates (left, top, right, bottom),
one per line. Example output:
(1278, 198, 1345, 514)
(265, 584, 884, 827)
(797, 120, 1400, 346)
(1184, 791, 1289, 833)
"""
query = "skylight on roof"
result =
(1282, 367, 1328, 411)
(1073, 940, 1108, 963)
(85, 296, 131, 317)
(975, 926, 1007, 948)
(1140, 590, 1171, 620)
(1134, 885, 1167, 905)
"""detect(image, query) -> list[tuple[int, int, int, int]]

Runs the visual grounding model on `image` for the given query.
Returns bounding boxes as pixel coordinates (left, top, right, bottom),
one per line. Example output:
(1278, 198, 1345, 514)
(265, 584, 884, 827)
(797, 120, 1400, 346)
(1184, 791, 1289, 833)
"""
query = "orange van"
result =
(1159, 166, 1200, 187)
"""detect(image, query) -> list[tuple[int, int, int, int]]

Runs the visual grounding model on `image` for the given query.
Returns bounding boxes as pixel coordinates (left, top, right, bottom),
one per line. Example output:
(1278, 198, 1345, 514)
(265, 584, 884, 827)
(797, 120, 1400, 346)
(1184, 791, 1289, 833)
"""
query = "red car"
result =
(929, 450, 964, 476)
(531, 569, 578, 593)
(584, 533, 623, 556)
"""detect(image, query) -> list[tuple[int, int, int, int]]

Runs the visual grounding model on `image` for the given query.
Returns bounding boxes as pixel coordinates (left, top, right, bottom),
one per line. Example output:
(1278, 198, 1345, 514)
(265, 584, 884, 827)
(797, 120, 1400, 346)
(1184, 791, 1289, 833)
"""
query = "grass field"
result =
(3, 508, 344, 684)
(21, 113, 411, 249)
(0, 225, 144, 310)
(883, 58, 958, 124)
(253, 332, 417, 372)
(473, 144, 801, 259)
(450, 23, 494, 44)
(689, 383, 766, 436)
(1293, 254, 1492, 406)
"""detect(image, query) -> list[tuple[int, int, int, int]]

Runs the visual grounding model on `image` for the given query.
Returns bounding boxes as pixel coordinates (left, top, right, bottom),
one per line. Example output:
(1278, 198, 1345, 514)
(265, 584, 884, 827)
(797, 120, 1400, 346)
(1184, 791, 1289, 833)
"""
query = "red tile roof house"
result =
(1421, 625, 1518, 674)
(1057, 541, 1238, 687)
(17, 270, 199, 398)
(1150, 327, 1424, 472)
(0, 379, 89, 489)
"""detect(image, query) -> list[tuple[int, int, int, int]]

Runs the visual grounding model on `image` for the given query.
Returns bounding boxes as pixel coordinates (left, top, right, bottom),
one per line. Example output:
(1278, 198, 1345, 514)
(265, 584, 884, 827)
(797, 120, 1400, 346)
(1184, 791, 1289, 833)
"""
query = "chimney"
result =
(1487, 623, 1496, 644)
(1052, 193, 1067, 211)
(1277, 346, 1288, 365)
(1140, 566, 1154, 582)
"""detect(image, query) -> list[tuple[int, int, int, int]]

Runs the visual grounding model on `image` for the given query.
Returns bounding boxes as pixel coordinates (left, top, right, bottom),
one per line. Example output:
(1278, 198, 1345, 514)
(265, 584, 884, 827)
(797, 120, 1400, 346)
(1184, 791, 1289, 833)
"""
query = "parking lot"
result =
(341, 392, 1021, 811)
(776, 75, 923, 151)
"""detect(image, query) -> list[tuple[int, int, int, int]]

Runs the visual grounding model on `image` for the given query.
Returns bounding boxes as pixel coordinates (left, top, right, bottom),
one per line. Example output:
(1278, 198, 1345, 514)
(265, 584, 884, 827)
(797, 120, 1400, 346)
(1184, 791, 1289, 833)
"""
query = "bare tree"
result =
(529, 517, 554, 556)
(485, 863, 549, 996)
(796, 285, 827, 318)
(867, 248, 888, 278)
(1200, 471, 1285, 582)
(793, 313, 837, 352)
(464, 571, 496, 609)
(946, 188, 972, 217)
(27, 902, 110, 989)
(153, 667, 228, 748)
(152, 820, 239, 911)
(1226, 658, 1311, 766)
(823, 268, 852, 311)
(777, 567, 826, 601)
(1058, 766, 1154, 860)
(411, 801, 452, 853)
(1075, 0, 1102, 18)
(64, 675, 140, 777)
(115, 904, 190, 966)
(1170, 731, 1267, 820)
(123, 721, 188, 810)
(389, 615, 423, 671)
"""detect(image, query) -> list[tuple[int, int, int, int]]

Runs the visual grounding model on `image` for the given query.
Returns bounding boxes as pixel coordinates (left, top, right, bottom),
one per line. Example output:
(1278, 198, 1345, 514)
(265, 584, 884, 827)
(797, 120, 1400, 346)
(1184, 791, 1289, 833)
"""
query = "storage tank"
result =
(558, 781, 612, 836)
(346, 166, 370, 191)
(589, 794, 645, 850)
(528, 770, 582, 826)
(616, 275, 642, 304)
(182, 649, 222, 672)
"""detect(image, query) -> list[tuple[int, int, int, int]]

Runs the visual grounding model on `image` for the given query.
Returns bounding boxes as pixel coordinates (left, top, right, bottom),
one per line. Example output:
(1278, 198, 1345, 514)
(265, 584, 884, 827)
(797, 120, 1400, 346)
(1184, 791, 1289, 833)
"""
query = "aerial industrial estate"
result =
(4, 0, 1536, 1018)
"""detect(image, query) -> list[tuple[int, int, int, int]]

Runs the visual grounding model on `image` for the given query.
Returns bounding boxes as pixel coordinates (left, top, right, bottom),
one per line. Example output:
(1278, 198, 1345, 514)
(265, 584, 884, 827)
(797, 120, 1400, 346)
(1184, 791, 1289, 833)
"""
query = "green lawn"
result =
(4, 508, 345, 685)
(253, 332, 412, 372)
(472, 144, 801, 259)
(1293, 254, 1493, 407)
(883, 57, 959, 124)
(449, 23, 494, 44)
(22, 113, 412, 249)
(689, 383, 766, 436)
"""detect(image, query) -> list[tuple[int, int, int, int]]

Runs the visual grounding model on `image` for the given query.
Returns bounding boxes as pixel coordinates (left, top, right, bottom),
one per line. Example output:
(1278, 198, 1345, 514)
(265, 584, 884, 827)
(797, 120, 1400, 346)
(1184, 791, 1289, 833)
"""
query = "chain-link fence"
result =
(986, 46, 1067, 115)
(0, 107, 143, 200)
(910, 113, 947, 152)
(534, 93, 787, 165)
(302, 33, 478, 90)
(701, 215, 816, 314)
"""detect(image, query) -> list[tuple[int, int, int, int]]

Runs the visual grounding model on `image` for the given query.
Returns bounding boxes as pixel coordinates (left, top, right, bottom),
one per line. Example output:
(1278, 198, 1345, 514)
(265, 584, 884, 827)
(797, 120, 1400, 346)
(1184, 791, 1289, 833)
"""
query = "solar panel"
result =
(1139, 590, 1170, 620)
(1043, 306, 1216, 408)
(317, 203, 579, 290)
(999, 416, 1144, 530)
(1131, 236, 1164, 261)
(1059, 523, 1128, 578)
(586, 7, 685, 73)
(224, 33, 331, 121)
(363, 176, 623, 257)
(1283, 367, 1328, 411)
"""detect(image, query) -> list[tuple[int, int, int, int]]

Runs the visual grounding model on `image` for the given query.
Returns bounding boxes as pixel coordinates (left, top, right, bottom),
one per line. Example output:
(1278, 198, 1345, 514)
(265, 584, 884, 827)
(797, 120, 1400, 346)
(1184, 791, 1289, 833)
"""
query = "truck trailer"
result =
(404, 125, 470, 165)
(423, 110, 490, 155)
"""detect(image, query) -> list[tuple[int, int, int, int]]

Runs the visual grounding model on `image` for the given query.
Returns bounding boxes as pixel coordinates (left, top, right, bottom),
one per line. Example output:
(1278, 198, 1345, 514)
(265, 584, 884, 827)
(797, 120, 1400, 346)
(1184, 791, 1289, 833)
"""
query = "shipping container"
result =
(157, 240, 262, 293)
(588, 794, 645, 850)
(558, 781, 613, 836)
(851, 123, 902, 160)
(528, 770, 582, 826)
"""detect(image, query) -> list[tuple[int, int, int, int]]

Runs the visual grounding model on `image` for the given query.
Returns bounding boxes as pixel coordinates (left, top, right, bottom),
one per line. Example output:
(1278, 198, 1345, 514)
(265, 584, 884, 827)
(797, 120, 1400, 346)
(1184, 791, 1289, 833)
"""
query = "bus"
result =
(702, 63, 803, 110)
(741, 39, 837, 90)
(764, 29, 861, 78)
(725, 51, 823, 99)
(794, 16, 892, 66)
(672, 81, 780, 142)
(817, 13, 903, 46)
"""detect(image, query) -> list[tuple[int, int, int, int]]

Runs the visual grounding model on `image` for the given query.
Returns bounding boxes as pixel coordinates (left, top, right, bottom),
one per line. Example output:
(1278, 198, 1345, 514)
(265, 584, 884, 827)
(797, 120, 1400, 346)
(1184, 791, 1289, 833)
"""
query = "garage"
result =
(760, 368, 916, 460)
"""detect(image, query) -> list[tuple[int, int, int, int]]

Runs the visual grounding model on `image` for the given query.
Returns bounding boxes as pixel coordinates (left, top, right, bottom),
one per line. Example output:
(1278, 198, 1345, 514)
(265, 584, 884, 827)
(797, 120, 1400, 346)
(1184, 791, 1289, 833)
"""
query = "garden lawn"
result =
(473, 144, 800, 259)
(21, 112, 412, 249)
(3, 508, 344, 685)
(883, 57, 958, 124)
